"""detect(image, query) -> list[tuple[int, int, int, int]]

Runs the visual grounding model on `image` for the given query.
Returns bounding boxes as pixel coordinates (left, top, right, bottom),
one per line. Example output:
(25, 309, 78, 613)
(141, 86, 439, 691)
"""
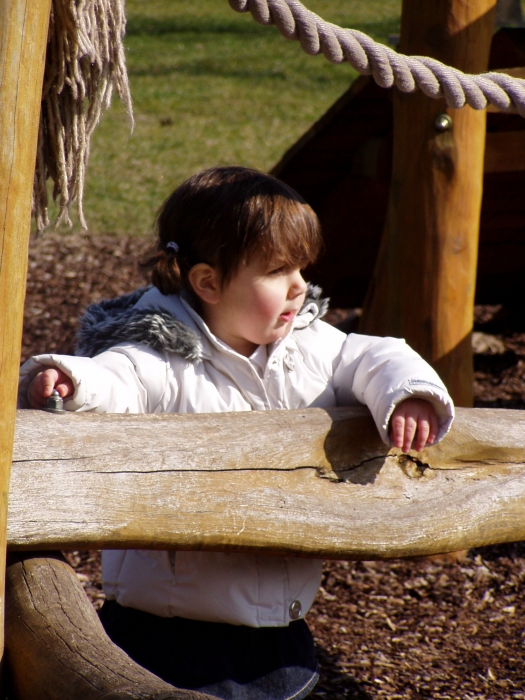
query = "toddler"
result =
(20, 166, 454, 700)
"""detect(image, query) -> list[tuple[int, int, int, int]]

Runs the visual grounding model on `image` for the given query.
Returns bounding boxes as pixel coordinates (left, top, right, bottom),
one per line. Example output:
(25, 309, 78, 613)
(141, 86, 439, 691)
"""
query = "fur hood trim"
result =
(76, 284, 329, 361)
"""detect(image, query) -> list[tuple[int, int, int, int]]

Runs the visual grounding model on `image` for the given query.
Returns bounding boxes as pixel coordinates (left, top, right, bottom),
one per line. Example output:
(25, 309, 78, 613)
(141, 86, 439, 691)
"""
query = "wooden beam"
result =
(485, 130, 525, 172)
(0, 0, 51, 660)
(359, 0, 497, 407)
(493, 65, 525, 79)
(5, 552, 214, 699)
(9, 407, 525, 559)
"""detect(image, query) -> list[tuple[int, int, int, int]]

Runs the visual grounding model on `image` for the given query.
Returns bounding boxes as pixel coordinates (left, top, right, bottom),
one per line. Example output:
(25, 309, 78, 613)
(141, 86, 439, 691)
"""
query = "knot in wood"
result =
(398, 454, 433, 480)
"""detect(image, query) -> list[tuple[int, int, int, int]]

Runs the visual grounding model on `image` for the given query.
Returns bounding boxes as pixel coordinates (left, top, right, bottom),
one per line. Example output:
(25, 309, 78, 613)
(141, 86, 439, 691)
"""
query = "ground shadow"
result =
(311, 644, 373, 700)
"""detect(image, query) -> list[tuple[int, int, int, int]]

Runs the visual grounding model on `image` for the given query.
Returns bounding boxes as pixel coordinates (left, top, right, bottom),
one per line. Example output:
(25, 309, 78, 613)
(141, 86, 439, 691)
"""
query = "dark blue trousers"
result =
(99, 600, 319, 700)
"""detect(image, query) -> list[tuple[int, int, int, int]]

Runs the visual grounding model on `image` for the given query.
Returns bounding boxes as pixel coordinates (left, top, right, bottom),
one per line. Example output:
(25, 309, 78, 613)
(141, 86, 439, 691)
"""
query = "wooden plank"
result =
(493, 65, 525, 78)
(273, 76, 373, 190)
(8, 407, 525, 559)
(273, 77, 393, 210)
(5, 553, 212, 700)
(359, 0, 497, 407)
(485, 130, 525, 172)
(0, 0, 51, 660)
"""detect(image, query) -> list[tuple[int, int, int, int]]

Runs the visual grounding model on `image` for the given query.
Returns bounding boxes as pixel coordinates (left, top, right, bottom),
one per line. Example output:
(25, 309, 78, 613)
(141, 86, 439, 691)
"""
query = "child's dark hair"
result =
(142, 166, 323, 295)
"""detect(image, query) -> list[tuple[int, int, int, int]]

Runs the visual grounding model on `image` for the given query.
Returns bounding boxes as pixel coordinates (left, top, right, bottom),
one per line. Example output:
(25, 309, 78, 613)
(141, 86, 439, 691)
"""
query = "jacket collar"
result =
(75, 284, 328, 362)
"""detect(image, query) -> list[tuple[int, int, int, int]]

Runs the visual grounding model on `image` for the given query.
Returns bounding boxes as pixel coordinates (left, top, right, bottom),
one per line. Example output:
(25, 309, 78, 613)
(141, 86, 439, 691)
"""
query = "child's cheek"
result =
(255, 287, 284, 322)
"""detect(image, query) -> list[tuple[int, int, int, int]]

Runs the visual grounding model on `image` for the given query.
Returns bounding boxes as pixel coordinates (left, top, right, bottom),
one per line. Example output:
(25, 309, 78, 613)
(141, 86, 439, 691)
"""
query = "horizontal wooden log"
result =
(302, 129, 525, 178)
(5, 552, 215, 700)
(485, 130, 525, 173)
(8, 407, 525, 559)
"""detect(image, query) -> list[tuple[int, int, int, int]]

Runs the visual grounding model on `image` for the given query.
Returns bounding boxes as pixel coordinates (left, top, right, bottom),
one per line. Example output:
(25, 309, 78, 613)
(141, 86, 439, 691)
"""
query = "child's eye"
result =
(268, 264, 304, 276)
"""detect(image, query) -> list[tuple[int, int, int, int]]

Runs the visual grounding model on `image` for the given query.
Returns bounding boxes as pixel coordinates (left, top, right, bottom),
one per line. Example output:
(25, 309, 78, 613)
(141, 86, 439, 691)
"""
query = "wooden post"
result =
(0, 0, 51, 659)
(359, 0, 497, 406)
(5, 553, 213, 699)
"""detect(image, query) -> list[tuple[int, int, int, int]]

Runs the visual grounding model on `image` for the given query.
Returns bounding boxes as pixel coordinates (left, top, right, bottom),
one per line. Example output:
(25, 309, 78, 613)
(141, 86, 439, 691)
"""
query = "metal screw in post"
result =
(434, 113, 453, 132)
(43, 389, 66, 414)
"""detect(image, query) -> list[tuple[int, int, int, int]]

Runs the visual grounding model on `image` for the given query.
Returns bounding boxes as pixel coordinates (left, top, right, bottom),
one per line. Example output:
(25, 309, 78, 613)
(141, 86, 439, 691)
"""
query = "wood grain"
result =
(485, 130, 525, 172)
(8, 407, 525, 559)
(5, 552, 215, 699)
(0, 0, 51, 659)
(359, 0, 498, 407)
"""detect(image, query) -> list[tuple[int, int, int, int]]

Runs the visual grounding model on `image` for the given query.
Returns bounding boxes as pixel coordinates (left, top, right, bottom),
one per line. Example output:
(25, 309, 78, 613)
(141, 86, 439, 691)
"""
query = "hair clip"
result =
(166, 241, 179, 254)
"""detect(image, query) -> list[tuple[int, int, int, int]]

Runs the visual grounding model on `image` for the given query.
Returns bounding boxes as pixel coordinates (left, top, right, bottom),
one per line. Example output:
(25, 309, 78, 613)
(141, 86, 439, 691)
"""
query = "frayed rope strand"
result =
(33, 0, 133, 234)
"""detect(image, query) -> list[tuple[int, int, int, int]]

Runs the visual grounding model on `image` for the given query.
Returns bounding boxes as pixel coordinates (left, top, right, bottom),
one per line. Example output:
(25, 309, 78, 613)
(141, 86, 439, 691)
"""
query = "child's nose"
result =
(288, 271, 307, 298)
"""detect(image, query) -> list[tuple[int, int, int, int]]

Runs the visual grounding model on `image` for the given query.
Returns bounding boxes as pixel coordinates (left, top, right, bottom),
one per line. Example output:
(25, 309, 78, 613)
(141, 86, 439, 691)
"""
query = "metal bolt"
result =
(289, 600, 303, 620)
(434, 113, 453, 132)
(43, 389, 66, 414)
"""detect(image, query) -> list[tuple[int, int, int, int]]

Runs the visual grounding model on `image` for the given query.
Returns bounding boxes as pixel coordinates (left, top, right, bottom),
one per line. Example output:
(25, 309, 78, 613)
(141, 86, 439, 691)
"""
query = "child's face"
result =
(202, 252, 307, 357)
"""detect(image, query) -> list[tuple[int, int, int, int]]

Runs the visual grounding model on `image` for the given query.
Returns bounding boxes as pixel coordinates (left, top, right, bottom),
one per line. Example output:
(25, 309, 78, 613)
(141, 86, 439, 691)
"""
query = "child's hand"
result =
(27, 368, 74, 409)
(389, 398, 439, 453)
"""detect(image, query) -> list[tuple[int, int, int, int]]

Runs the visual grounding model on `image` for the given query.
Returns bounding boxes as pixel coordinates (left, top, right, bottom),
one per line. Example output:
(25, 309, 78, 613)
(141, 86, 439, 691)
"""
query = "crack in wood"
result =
(73, 465, 326, 475)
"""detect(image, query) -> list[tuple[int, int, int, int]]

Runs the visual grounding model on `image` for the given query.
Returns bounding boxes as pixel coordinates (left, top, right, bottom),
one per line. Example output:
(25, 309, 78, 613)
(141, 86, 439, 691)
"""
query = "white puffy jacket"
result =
(19, 286, 454, 627)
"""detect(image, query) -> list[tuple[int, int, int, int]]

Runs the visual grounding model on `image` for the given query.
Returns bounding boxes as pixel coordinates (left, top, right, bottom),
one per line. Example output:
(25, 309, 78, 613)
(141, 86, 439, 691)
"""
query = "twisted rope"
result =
(228, 0, 525, 117)
(34, 0, 132, 233)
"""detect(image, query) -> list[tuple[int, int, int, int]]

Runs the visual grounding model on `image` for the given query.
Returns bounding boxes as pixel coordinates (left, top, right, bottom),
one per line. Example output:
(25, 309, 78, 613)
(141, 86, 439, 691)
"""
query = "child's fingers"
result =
(427, 411, 439, 445)
(55, 378, 74, 398)
(389, 414, 406, 448)
(402, 416, 418, 453)
(27, 368, 73, 408)
(390, 399, 441, 452)
(40, 369, 61, 397)
(413, 418, 430, 452)
(27, 372, 49, 408)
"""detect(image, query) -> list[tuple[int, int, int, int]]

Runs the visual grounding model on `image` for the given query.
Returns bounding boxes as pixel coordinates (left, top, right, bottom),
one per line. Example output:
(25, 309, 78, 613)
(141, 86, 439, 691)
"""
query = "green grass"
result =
(54, 0, 402, 236)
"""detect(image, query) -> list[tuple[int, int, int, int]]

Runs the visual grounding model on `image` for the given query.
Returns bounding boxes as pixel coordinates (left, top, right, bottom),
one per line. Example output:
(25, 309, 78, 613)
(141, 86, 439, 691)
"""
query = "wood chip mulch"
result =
(22, 230, 525, 700)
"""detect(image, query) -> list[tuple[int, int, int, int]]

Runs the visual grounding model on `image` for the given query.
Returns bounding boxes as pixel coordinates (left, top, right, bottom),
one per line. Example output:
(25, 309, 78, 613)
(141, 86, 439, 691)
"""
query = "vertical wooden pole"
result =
(0, 0, 51, 658)
(359, 0, 497, 406)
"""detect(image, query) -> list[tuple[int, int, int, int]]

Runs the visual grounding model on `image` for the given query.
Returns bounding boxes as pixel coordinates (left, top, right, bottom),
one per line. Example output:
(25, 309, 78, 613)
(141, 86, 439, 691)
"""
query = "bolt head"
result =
(434, 113, 453, 132)
(43, 389, 66, 414)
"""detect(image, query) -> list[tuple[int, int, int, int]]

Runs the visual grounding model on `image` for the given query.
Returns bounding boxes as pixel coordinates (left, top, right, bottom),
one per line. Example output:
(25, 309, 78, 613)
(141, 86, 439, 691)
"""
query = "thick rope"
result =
(228, 0, 525, 117)
(34, 0, 133, 233)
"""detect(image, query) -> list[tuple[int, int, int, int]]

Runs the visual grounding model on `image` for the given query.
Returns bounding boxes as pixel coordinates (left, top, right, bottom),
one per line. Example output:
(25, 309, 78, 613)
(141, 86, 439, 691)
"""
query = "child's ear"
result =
(188, 263, 221, 304)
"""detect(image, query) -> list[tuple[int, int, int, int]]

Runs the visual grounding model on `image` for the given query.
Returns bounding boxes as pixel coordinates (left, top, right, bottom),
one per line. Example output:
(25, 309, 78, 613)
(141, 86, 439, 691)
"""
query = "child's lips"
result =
(279, 309, 297, 322)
